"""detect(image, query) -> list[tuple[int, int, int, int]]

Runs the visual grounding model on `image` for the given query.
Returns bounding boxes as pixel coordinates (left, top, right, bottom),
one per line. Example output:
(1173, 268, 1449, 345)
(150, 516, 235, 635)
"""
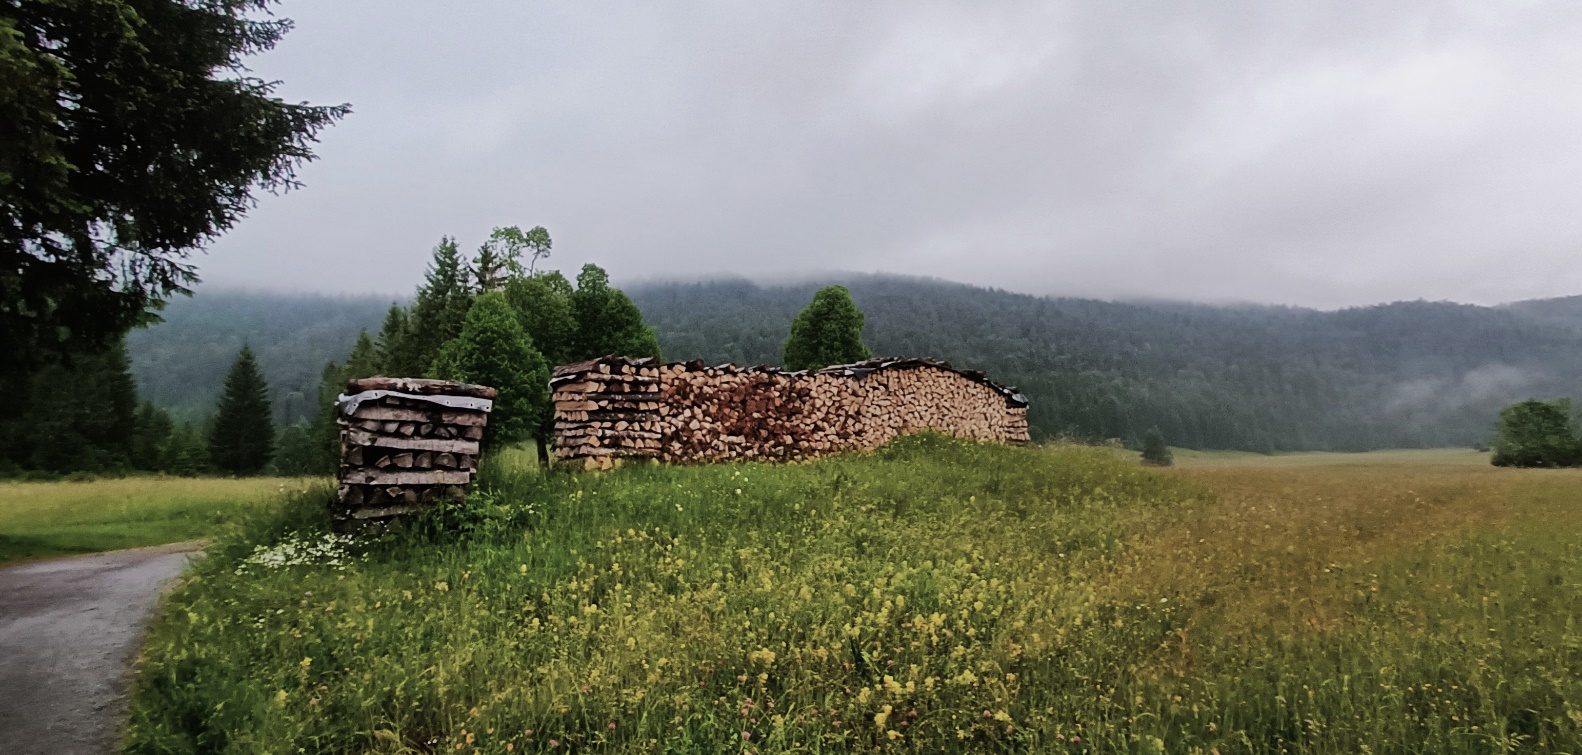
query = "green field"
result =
(126, 438, 1582, 753)
(1162, 446, 1491, 468)
(0, 476, 321, 563)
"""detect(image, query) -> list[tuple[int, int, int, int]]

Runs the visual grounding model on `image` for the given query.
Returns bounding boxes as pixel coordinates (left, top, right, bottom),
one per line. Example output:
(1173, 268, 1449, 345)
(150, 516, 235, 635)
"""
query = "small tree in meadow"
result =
(209, 346, 275, 475)
(431, 292, 550, 452)
(1490, 398, 1581, 468)
(1140, 427, 1173, 466)
(783, 285, 872, 371)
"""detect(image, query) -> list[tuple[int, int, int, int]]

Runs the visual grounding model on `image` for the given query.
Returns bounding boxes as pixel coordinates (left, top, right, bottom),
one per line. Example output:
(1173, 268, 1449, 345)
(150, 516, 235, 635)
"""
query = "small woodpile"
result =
(551, 358, 664, 468)
(550, 356, 1029, 468)
(334, 377, 494, 532)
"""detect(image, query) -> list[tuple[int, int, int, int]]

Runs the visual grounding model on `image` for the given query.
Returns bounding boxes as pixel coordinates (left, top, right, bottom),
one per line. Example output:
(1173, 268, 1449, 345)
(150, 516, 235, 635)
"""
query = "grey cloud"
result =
(198, 1, 1582, 307)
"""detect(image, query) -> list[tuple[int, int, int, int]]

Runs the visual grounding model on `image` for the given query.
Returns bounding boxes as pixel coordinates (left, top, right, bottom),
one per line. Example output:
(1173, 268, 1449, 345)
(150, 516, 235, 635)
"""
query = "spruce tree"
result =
(130, 402, 175, 472)
(209, 346, 275, 475)
(1141, 427, 1173, 466)
(570, 264, 662, 361)
(431, 292, 550, 450)
(375, 305, 419, 376)
(782, 285, 871, 371)
(1, 341, 140, 473)
(404, 237, 475, 374)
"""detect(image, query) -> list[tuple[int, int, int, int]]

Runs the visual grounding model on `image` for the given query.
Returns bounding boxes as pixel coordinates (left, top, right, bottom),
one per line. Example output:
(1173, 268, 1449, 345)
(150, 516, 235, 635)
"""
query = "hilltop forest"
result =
(120, 276, 1582, 454)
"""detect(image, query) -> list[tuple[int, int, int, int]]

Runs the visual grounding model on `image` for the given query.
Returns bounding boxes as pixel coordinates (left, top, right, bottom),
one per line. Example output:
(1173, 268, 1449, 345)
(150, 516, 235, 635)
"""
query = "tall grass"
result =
(125, 437, 1582, 753)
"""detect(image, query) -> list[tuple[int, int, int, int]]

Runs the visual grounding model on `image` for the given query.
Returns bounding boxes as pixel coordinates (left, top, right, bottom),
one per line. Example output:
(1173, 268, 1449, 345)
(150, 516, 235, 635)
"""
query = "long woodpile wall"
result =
(552, 356, 1029, 468)
(334, 377, 494, 532)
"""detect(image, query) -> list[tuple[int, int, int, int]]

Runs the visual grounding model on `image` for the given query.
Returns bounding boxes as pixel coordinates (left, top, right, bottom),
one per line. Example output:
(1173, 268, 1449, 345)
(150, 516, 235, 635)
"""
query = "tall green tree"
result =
(402, 238, 474, 375)
(0, 341, 139, 473)
(130, 402, 176, 472)
(1490, 399, 1580, 468)
(1, 1, 347, 399)
(504, 270, 578, 366)
(570, 264, 662, 361)
(431, 292, 550, 451)
(375, 304, 419, 377)
(209, 346, 275, 475)
(782, 285, 871, 371)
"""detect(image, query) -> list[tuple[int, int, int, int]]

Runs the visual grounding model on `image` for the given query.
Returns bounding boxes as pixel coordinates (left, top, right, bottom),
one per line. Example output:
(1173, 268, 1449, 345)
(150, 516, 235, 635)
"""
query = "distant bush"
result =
(1140, 427, 1173, 466)
(1490, 399, 1582, 467)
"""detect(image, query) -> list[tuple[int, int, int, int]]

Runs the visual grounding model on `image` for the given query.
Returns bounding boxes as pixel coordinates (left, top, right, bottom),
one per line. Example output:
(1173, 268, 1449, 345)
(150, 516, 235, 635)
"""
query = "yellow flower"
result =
(874, 704, 893, 729)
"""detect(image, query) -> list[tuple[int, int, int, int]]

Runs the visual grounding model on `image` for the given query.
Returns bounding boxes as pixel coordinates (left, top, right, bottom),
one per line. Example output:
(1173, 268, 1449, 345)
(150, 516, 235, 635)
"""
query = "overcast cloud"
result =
(197, 1, 1582, 308)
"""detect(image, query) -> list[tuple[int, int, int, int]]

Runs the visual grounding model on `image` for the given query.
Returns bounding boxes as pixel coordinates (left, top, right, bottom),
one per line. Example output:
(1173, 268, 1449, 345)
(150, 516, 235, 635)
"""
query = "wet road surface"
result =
(0, 543, 201, 755)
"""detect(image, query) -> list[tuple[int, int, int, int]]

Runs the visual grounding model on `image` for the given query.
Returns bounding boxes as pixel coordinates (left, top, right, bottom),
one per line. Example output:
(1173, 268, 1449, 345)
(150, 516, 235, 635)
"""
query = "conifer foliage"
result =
(209, 346, 275, 475)
(783, 285, 872, 372)
(431, 293, 550, 448)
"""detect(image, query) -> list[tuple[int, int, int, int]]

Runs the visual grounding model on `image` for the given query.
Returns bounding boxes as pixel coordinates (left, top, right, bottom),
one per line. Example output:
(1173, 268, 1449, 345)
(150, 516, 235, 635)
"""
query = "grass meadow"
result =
(0, 476, 319, 562)
(126, 436, 1582, 753)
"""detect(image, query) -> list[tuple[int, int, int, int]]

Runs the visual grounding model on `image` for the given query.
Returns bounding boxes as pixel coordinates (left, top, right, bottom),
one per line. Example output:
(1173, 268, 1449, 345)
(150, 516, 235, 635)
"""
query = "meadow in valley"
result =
(0, 476, 317, 563)
(122, 437, 1582, 753)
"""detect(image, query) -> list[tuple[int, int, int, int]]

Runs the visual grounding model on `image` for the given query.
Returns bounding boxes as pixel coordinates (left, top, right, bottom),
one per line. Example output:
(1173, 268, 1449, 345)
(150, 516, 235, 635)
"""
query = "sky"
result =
(199, 1, 1582, 308)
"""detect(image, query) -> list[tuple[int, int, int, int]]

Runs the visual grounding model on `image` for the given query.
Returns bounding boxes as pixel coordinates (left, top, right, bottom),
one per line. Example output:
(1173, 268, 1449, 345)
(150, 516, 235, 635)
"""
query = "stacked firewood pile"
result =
(551, 356, 1029, 468)
(334, 377, 494, 532)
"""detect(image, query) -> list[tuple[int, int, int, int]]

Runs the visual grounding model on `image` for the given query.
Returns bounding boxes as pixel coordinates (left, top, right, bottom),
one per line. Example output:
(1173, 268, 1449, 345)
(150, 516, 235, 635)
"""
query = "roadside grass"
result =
(126, 437, 1582, 753)
(0, 476, 320, 563)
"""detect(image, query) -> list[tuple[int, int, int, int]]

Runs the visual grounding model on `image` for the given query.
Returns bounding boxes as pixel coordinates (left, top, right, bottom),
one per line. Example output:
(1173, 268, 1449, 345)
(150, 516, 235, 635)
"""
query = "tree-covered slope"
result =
(628, 276, 1582, 451)
(125, 279, 1582, 451)
(125, 291, 394, 424)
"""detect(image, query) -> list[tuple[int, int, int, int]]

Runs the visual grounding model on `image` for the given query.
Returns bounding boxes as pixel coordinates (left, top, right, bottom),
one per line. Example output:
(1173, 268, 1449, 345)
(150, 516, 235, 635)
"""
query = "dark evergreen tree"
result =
(268, 422, 321, 476)
(1, 1, 346, 401)
(209, 346, 275, 475)
(1141, 427, 1173, 466)
(166, 422, 210, 477)
(403, 238, 474, 376)
(782, 285, 871, 371)
(570, 264, 662, 361)
(1490, 399, 1580, 467)
(0, 342, 139, 473)
(375, 305, 419, 377)
(130, 402, 176, 472)
(431, 292, 550, 451)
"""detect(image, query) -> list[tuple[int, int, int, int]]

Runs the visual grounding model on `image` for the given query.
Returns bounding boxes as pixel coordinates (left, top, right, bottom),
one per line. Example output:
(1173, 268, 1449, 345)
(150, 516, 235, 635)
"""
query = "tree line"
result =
(0, 225, 666, 477)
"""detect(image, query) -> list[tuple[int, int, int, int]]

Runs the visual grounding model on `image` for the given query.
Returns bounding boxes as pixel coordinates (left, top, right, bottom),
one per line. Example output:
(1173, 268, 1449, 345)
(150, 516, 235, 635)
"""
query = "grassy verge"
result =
(126, 436, 1582, 753)
(0, 476, 320, 562)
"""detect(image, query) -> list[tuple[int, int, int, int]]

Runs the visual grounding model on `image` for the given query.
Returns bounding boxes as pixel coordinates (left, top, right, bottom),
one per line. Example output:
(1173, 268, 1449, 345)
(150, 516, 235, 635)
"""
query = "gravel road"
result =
(0, 543, 202, 755)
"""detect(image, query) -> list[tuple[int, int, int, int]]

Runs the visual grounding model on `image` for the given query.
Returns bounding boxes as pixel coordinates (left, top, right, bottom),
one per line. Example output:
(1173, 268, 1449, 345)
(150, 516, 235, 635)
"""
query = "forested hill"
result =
(627, 276, 1582, 452)
(126, 279, 1582, 451)
(126, 291, 394, 423)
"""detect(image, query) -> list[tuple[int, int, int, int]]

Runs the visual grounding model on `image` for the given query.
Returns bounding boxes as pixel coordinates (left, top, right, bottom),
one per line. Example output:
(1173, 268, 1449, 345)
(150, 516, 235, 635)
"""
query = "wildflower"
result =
(549, 739, 559, 747)
(607, 722, 616, 731)
(741, 731, 752, 740)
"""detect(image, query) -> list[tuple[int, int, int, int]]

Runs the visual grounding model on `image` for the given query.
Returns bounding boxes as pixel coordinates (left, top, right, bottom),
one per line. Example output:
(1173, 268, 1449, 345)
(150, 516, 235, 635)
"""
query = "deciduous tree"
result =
(1490, 399, 1580, 468)
(431, 292, 550, 451)
(782, 285, 871, 371)
(570, 264, 662, 361)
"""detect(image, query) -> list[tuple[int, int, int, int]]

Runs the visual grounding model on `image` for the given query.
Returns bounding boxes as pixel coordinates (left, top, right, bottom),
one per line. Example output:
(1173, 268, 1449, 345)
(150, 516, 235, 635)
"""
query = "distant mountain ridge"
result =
(126, 277, 1582, 451)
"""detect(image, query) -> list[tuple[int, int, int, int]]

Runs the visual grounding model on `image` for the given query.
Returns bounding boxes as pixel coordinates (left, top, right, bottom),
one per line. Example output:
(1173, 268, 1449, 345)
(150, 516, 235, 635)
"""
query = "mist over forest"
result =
(125, 276, 1582, 453)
